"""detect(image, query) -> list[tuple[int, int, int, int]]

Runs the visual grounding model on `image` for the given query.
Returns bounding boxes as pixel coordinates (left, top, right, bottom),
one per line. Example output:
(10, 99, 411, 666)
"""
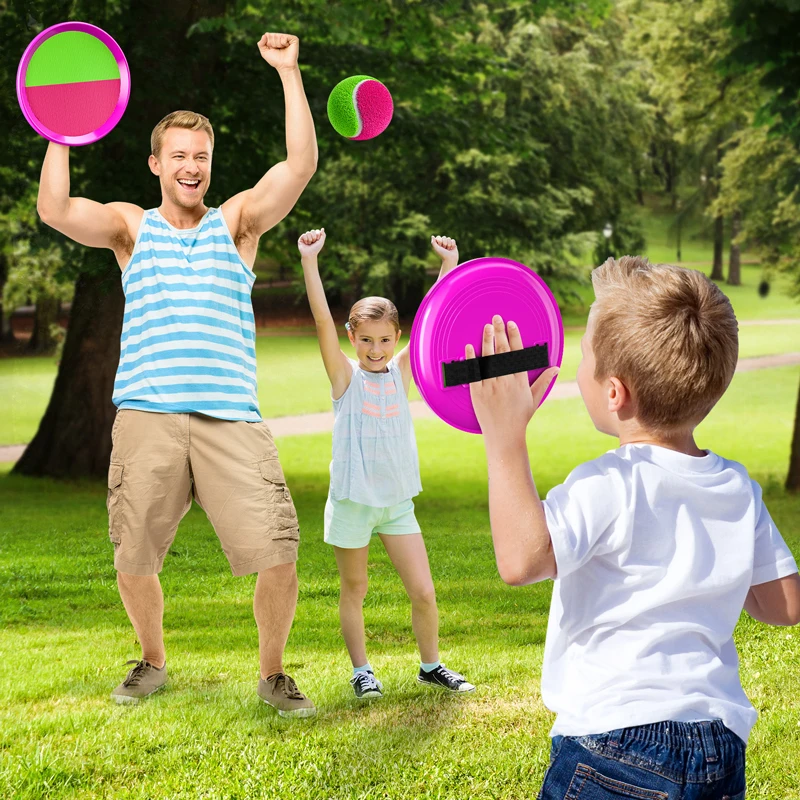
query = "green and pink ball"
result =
(327, 76, 393, 140)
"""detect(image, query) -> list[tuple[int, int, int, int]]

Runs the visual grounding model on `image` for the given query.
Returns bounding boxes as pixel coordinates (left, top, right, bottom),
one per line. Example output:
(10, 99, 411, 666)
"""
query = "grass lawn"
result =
(0, 365, 799, 799)
(1, 270, 797, 447)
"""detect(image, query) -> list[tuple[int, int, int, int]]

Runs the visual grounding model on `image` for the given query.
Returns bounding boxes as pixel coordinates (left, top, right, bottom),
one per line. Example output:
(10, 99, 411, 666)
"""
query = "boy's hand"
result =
(258, 32, 300, 72)
(298, 228, 326, 258)
(467, 316, 559, 440)
(431, 235, 458, 265)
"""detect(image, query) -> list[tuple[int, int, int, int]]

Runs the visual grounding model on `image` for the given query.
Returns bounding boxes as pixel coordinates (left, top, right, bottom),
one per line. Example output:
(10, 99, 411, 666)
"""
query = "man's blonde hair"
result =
(590, 256, 738, 434)
(150, 110, 214, 158)
(348, 297, 400, 333)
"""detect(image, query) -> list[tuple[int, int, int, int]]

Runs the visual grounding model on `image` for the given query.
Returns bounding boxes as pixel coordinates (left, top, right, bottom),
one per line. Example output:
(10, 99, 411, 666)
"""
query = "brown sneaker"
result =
(111, 659, 167, 704)
(258, 672, 316, 718)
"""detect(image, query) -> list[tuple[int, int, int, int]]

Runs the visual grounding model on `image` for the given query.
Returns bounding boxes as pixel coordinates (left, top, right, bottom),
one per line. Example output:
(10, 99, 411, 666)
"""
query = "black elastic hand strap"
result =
(442, 344, 549, 387)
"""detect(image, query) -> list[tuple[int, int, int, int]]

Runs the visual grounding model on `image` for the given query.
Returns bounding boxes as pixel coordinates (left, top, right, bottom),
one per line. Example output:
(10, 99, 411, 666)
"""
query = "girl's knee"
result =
(341, 577, 369, 602)
(409, 585, 436, 609)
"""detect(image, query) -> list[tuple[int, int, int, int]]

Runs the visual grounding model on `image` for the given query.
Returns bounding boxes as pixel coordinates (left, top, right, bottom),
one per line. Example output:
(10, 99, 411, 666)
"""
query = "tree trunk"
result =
(0, 307, 11, 344)
(0, 252, 14, 344)
(727, 210, 742, 286)
(14, 267, 123, 478)
(709, 140, 726, 281)
(787, 377, 800, 492)
(664, 147, 674, 200)
(710, 214, 725, 280)
(635, 163, 645, 206)
(27, 294, 61, 353)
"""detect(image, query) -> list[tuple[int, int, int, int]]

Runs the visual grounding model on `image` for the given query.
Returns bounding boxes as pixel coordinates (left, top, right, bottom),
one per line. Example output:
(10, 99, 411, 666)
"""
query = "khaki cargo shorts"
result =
(106, 410, 299, 576)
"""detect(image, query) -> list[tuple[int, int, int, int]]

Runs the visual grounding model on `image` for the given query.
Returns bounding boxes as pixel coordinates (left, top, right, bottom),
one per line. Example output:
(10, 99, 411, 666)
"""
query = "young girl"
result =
(298, 228, 475, 700)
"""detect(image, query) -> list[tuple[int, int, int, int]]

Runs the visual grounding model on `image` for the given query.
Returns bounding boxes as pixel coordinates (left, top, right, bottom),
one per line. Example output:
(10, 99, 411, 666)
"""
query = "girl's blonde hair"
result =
(151, 110, 214, 158)
(347, 297, 400, 333)
(590, 256, 738, 434)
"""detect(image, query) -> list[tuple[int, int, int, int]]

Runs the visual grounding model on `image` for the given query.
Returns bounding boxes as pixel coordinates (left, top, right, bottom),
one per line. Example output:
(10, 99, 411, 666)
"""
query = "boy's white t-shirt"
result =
(541, 443, 797, 744)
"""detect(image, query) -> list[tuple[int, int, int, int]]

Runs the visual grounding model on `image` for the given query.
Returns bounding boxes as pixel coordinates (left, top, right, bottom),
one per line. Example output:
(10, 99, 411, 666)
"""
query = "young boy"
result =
(467, 256, 800, 798)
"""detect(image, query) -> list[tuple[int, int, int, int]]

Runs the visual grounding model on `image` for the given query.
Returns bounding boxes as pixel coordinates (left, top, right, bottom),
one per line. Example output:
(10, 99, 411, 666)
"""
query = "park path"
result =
(1, 350, 799, 464)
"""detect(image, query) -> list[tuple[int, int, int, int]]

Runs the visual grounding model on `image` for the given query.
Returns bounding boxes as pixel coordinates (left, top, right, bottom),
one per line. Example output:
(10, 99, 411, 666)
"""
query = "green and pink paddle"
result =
(16, 21, 130, 146)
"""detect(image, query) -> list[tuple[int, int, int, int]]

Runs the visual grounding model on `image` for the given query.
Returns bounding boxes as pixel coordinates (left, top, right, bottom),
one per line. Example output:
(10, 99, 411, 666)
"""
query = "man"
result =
(37, 32, 318, 717)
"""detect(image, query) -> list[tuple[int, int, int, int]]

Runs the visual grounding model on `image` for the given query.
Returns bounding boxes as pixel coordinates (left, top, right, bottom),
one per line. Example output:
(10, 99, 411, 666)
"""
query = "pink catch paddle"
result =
(410, 257, 564, 434)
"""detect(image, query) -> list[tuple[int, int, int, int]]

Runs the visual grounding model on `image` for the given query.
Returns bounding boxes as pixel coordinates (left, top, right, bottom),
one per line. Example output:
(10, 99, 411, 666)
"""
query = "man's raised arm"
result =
(37, 142, 139, 256)
(230, 33, 318, 238)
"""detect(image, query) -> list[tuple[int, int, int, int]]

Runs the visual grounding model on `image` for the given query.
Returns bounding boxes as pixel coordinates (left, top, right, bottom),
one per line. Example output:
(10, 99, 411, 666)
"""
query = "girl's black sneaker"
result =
(417, 664, 475, 693)
(350, 670, 383, 699)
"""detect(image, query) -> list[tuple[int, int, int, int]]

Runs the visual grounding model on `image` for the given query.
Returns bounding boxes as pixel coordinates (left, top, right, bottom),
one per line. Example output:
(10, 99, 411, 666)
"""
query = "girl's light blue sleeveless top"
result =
(112, 208, 260, 422)
(330, 358, 422, 507)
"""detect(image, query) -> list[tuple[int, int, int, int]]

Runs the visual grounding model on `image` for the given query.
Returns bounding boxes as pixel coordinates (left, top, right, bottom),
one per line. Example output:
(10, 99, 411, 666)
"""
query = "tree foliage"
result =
(727, 0, 800, 140)
(187, 0, 648, 311)
(719, 0, 800, 295)
(718, 0, 800, 491)
(624, 0, 763, 279)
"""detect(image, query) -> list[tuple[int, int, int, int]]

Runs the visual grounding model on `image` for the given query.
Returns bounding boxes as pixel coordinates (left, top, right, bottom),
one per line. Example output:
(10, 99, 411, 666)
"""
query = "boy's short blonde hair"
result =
(590, 256, 738, 434)
(348, 297, 400, 333)
(151, 110, 214, 158)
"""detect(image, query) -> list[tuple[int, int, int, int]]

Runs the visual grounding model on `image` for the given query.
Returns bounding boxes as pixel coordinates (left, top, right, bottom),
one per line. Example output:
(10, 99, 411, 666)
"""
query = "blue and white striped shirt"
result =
(112, 207, 261, 422)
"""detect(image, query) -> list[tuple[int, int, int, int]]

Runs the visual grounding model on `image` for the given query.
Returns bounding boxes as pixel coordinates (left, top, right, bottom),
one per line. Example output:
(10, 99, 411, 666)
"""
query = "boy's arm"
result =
(37, 142, 140, 257)
(224, 34, 317, 240)
(298, 230, 351, 399)
(396, 236, 460, 384)
(469, 316, 560, 585)
(744, 573, 800, 626)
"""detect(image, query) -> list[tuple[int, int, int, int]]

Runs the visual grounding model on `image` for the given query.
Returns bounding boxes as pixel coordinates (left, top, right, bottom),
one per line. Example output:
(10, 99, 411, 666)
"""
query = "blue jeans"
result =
(538, 720, 746, 800)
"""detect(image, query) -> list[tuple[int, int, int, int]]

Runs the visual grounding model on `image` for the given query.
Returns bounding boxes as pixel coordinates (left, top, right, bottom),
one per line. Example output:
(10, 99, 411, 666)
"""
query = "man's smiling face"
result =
(148, 127, 212, 209)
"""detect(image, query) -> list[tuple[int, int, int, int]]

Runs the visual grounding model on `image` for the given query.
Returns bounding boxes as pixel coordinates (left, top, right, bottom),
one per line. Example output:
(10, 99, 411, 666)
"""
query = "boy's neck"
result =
(617, 424, 706, 458)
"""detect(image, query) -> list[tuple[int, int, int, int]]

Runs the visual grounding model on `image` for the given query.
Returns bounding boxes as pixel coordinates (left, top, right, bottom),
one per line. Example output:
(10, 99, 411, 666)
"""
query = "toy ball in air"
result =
(327, 75, 393, 140)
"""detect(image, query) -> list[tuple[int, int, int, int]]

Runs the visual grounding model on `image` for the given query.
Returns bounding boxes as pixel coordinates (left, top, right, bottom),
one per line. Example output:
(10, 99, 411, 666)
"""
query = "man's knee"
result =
(117, 570, 159, 588)
(257, 560, 298, 587)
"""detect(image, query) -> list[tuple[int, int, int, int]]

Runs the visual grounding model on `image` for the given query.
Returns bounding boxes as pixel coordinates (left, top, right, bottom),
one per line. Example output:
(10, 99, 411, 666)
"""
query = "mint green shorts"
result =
(324, 495, 421, 549)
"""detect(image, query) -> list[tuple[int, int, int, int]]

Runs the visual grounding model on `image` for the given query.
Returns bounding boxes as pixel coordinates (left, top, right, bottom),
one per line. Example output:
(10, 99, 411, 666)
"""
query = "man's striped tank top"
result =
(112, 207, 261, 422)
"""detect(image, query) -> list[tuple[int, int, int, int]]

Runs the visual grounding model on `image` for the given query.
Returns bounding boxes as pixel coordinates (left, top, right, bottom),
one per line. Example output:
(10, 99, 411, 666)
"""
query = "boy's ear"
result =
(606, 377, 631, 414)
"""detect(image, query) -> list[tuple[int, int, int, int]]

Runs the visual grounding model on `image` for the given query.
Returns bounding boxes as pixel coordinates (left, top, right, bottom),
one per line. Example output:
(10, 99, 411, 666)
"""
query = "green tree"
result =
(727, 0, 800, 140)
(625, 0, 758, 280)
(196, 0, 648, 304)
(719, 0, 800, 491)
(717, 0, 800, 490)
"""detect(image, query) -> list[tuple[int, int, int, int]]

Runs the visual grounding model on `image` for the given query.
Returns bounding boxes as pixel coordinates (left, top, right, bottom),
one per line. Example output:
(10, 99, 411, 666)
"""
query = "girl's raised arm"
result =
(298, 229, 352, 399)
(396, 235, 460, 389)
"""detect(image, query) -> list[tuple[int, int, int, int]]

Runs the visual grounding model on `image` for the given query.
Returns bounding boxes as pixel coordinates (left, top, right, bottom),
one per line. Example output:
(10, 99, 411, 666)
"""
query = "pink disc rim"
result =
(409, 257, 564, 434)
(16, 21, 130, 146)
